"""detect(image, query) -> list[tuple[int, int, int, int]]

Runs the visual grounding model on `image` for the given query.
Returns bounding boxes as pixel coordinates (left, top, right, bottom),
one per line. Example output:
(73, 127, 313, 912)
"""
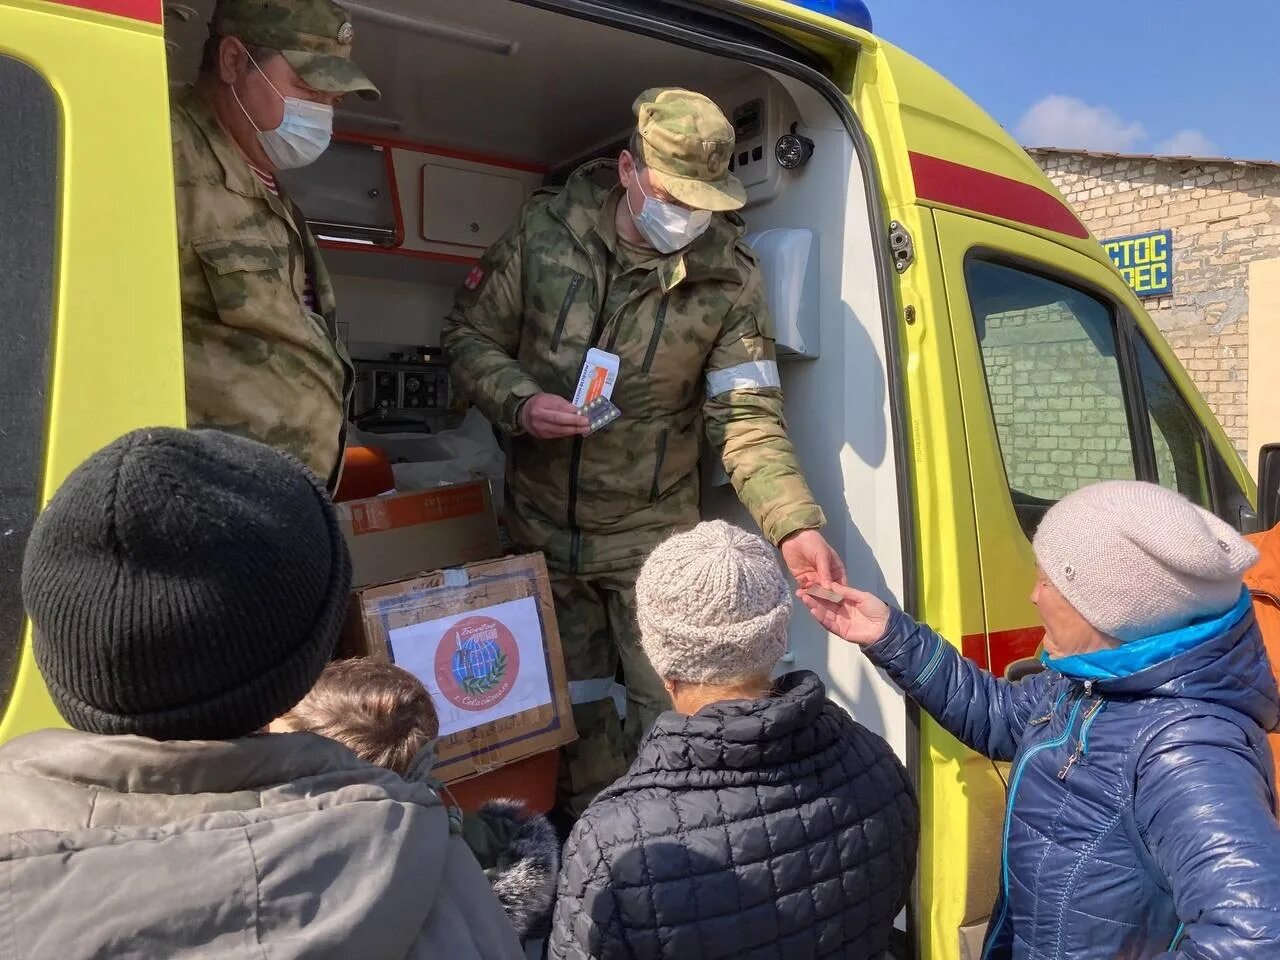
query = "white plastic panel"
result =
(727, 93, 772, 189)
(744, 227, 819, 360)
(420, 163, 525, 249)
(713, 75, 794, 205)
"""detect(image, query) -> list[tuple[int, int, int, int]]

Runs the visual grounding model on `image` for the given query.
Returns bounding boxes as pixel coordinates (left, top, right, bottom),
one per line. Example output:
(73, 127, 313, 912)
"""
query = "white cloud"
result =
(1016, 95, 1146, 152)
(1153, 129, 1220, 157)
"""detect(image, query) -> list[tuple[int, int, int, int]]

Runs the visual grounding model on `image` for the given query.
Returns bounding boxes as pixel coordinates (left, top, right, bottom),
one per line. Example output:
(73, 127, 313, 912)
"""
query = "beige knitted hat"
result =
(635, 520, 791, 683)
(1033, 480, 1257, 643)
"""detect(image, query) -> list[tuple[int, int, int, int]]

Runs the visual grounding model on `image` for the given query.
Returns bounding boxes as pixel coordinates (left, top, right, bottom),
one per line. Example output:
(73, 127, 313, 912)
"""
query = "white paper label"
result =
(388, 595, 552, 737)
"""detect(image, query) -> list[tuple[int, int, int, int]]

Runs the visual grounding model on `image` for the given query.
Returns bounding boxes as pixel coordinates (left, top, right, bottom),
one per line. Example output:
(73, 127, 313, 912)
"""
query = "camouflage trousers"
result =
(549, 567, 672, 818)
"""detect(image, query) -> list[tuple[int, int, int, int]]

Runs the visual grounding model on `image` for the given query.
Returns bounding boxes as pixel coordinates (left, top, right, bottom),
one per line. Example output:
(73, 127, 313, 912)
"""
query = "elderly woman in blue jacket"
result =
(802, 480, 1280, 960)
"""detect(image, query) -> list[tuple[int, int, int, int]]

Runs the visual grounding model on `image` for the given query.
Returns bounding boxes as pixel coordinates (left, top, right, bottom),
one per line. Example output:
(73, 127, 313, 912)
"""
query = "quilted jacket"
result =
(547, 670, 918, 960)
(865, 594, 1280, 960)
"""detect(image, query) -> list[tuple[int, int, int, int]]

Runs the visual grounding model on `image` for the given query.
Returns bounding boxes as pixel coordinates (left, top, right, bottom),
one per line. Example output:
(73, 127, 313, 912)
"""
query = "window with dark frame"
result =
(1135, 336, 1212, 507)
(967, 254, 1251, 538)
(966, 258, 1139, 539)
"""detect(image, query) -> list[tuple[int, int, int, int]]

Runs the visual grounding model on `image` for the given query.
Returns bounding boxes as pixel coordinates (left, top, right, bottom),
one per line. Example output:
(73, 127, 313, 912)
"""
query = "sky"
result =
(869, 1, 1280, 162)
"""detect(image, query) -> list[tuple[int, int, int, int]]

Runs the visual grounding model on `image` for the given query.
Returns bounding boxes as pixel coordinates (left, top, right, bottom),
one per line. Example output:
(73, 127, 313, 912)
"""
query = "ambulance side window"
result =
(1134, 337, 1212, 506)
(1135, 335, 1251, 526)
(0, 57, 58, 713)
(968, 259, 1138, 537)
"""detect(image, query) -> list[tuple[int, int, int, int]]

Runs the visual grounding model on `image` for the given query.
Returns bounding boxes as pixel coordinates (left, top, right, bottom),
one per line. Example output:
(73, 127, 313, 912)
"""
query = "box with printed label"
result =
(340, 554, 577, 784)
(336, 480, 501, 588)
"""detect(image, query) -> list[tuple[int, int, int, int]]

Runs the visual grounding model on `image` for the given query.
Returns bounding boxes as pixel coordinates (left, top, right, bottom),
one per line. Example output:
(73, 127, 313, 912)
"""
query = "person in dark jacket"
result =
(275, 657, 560, 943)
(802, 480, 1280, 960)
(0, 428, 523, 959)
(548, 520, 918, 960)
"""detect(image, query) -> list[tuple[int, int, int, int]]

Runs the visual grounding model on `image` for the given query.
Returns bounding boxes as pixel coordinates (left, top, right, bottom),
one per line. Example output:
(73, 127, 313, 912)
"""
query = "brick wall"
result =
(1029, 151, 1280, 458)
(981, 302, 1135, 499)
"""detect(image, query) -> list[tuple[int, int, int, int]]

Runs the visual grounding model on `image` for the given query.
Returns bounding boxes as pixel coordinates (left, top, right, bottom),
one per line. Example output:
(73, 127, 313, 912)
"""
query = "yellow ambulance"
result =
(0, 0, 1265, 956)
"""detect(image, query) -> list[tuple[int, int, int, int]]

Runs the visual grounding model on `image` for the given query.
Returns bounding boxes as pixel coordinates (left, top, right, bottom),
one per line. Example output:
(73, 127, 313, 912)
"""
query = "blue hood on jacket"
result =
(1043, 591, 1279, 733)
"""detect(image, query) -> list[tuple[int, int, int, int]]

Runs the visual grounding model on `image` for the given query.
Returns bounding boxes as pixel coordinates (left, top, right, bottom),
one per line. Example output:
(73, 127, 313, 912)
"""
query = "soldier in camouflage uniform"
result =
(173, 0, 378, 489)
(444, 89, 845, 818)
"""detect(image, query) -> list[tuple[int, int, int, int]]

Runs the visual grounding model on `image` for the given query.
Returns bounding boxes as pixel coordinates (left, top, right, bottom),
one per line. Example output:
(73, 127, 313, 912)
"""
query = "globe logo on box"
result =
(434, 615, 521, 711)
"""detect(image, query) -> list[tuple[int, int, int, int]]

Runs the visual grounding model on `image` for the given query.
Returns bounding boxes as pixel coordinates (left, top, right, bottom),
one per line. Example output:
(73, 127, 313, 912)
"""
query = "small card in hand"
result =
(580, 395, 621, 435)
(804, 585, 844, 603)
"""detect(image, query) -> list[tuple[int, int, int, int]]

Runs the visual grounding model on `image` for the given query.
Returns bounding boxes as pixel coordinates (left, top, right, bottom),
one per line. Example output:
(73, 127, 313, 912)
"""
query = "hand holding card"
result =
(803, 585, 844, 603)
(799, 583, 893, 647)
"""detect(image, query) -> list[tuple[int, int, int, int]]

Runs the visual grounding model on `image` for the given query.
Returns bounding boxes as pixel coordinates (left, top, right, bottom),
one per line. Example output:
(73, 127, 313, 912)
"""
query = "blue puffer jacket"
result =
(865, 592, 1280, 960)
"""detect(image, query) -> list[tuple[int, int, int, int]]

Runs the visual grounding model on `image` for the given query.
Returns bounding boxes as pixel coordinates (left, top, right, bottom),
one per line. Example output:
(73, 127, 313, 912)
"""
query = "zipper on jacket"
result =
(1029, 687, 1074, 726)
(566, 307, 608, 572)
(550, 274, 584, 352)
(1249, 588, 1279, 607)
(1058, 700, 1105, 781)
(641, 295, 670, 373)
(649, 430, 669, 502)
(981, 696, 1088, 960)
(543, 202, 612, 575)
(567, 435, 586, 572)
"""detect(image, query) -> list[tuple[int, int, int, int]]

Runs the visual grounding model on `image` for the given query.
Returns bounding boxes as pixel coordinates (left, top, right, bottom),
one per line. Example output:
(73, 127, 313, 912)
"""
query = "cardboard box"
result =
(337, 480, 501, 588)
(341, 553, 577, 784)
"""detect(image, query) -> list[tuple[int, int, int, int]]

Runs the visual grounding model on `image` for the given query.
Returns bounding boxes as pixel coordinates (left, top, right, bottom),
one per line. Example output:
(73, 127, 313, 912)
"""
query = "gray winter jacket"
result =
(0, 728, 524, 959)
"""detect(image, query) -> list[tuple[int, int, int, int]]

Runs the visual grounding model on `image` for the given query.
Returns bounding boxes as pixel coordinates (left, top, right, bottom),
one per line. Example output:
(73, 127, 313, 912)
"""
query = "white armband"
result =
(705, 360, 781, 398)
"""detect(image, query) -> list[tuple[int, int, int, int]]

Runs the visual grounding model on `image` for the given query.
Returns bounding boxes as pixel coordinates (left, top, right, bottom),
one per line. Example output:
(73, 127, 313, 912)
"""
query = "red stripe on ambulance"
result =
(52, 0, 162, 24)
(962, 625, 1046, 677)
(910, 152, 1090, 239)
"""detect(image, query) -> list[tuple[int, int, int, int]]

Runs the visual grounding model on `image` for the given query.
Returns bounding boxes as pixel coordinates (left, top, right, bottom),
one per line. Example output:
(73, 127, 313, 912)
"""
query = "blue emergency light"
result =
(791, 0, 872, 31)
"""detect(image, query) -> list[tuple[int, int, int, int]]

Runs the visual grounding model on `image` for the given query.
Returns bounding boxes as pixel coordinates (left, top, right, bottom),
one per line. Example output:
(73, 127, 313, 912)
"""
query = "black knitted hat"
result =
(21, 428, 352, 741)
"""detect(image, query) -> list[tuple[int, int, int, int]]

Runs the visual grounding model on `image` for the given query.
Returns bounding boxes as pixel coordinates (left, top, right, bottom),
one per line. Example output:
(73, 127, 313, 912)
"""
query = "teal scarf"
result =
(1040, 589, 1251, 681)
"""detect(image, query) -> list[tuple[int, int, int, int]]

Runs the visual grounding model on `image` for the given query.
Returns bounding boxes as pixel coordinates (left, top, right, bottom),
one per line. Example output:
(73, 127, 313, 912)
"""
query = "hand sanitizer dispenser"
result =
(704, 228, 820, 490)
(743, 228, 819, 360)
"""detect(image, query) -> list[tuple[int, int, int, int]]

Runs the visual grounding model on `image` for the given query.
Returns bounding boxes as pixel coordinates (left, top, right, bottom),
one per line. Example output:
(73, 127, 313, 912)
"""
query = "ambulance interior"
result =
(165, 0, 906, 751)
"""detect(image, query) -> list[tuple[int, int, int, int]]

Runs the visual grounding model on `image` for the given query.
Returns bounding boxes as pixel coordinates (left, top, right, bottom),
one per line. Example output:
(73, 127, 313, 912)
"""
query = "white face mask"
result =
(626, 168, 712, 254)
(232, 51, 333, 170)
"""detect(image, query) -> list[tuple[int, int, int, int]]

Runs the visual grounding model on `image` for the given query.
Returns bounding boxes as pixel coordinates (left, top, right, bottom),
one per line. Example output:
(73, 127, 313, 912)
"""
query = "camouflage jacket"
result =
(172, 86, 351, 488)
(443, 160, 823, 574)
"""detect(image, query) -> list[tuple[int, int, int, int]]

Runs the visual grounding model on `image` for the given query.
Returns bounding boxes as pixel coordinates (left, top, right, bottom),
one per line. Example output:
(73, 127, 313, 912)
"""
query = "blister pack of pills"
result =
(580, 395, 622, 434)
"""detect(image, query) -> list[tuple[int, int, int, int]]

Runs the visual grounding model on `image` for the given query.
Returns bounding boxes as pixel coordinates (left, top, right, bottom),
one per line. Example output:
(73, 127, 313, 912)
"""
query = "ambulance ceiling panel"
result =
(165, 0, 757, 167)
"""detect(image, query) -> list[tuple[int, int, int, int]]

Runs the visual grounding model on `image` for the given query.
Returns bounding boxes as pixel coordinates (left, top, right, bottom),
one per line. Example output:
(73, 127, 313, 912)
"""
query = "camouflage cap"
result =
(632, 88, 745, 212)
(211, 0, 379, 101)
